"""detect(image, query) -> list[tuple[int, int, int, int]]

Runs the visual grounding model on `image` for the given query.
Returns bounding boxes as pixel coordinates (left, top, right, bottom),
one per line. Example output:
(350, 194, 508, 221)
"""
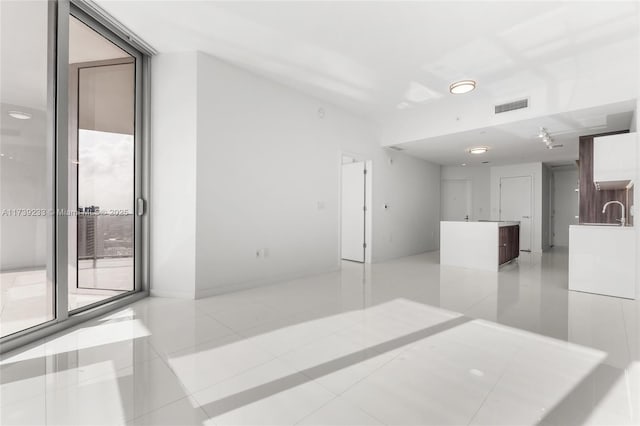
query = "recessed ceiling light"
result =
(468, 146, 488, 155)
(461, 163, 467, 166)
(449, 80, 476, 94)
(8, 110, 32, 120)
(469, 369, 485, 377)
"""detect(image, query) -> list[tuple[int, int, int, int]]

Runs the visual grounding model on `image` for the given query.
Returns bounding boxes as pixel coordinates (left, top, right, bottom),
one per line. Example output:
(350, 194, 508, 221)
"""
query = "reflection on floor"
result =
(0, 269, 53, 338)
(72, 257, 133, 311)
(0, 258, 133, 337)
(1, 248, 638, 425)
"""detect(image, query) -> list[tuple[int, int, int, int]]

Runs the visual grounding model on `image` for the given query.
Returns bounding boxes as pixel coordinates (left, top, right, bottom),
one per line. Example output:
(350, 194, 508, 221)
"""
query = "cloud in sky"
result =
(78, 129, 133, 212)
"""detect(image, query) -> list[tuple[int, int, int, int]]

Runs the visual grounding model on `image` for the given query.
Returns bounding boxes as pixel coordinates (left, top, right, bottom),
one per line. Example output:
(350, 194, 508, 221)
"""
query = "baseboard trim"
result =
(150, 289, 195, 299)
(195, 265, 341, 299)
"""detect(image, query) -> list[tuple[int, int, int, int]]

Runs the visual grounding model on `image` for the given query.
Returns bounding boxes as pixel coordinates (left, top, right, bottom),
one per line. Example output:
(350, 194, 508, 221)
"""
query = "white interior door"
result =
(441, 180, 471, 221)
(500, 176, 532, 251)
(341, 161, 366, 262)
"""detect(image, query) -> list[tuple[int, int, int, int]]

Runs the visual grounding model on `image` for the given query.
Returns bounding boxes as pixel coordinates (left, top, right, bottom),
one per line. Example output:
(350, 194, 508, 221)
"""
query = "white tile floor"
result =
(1, 248, 638, 425)
(0, 259, 133, 337)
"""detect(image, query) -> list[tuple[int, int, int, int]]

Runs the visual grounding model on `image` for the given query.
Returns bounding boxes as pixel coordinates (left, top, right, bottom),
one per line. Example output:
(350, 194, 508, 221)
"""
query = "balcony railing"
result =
(77, 212, 133, 264)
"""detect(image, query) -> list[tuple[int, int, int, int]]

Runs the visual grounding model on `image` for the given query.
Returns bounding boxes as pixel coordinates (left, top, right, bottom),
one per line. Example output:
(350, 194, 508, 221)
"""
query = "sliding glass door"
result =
(0, 0, 56, 338)
(69, 16, 137, 312)
(0, 0, 148, 347)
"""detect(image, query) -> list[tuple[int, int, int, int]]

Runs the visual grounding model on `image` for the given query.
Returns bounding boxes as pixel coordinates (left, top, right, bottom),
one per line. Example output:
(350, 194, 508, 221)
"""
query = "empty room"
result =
(1, 1, 639, 425)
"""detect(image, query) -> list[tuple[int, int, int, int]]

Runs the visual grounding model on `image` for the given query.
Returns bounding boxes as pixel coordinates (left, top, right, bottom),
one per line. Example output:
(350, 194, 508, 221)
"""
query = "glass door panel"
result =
(68, 16, 136, 312)
(0, 0, 55, 337)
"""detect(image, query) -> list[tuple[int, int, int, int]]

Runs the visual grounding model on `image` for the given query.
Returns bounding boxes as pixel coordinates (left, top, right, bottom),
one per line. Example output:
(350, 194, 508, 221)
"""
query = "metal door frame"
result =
(1, 0, 152, 354)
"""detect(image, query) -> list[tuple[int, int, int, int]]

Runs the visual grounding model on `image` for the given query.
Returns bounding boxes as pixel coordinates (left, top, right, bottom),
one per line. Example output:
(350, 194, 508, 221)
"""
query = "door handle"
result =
(136, 198, 146, 216)
(522, 216, 530, 219)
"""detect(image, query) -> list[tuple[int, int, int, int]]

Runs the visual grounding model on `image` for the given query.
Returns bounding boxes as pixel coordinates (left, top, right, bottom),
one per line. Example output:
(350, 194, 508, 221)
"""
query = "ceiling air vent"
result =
(494, 98, 529, 114)
(389, 146, 404, 151)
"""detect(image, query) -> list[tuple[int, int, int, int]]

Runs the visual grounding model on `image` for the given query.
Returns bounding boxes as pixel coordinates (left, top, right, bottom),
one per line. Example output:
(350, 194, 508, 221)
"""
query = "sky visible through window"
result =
(78, 129, 133, 212)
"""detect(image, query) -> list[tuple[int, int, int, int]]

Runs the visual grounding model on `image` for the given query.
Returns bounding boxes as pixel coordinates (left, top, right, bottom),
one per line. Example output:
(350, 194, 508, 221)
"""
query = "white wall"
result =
(149, 52, 198, 298)
(636, 103, 640, 298)
(541, 164, 551, 250)
(150, 52, 441, 298)
(374, 151, 440, 262)
(632, 9, 639, 299)
(551, 168, 579, 246)
(490, 162, 544, 253)
(441, 166, 490, 221)
(195, 52, 345, 295)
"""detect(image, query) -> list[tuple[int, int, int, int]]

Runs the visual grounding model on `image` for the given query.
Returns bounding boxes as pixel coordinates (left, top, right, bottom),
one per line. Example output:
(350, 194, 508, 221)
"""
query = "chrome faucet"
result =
(602, 201, 625, 226)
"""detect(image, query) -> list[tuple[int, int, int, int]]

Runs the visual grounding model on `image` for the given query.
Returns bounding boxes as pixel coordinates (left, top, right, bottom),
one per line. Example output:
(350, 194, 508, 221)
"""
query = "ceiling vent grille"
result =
(389, 146, 404, 151)
(494, 98, 529, 114)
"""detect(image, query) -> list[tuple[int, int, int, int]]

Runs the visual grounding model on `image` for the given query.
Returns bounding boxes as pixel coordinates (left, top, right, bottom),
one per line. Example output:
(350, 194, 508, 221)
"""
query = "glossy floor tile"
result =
(1, 248, 638, 425)
(0, 260, 132, 338)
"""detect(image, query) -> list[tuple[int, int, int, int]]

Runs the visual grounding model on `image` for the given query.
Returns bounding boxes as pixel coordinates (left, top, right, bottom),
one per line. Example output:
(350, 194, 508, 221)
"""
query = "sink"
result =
(580, 223, 625, 227)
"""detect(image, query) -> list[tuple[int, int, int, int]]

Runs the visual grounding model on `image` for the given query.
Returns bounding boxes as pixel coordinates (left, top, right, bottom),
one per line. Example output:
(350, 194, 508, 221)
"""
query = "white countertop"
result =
(570, 224, 634, 230)
(440, 220, 520, 227)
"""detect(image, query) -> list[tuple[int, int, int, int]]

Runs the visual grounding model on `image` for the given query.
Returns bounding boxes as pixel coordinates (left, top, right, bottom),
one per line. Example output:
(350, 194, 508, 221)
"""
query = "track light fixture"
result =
(538, 128, 553, 146)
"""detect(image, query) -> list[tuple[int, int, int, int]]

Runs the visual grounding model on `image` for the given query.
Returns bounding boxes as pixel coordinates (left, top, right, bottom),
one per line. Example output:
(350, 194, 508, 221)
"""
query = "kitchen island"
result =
(568, 224, 636, 299)
(440, 221, 520, 272)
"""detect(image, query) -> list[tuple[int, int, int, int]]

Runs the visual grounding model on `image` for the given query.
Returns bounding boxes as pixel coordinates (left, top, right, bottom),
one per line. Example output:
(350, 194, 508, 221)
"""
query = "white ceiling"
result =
(3, 1, 637, 166)
(395, 100, 635, 166)
(96, 0, 640, 165)
(97, 1, 639, 113)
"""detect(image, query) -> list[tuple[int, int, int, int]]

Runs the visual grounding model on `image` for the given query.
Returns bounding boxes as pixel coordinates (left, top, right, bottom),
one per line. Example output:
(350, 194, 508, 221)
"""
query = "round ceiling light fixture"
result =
(8, 110, 32, 120)
(449, 80, 476, 94)
(468, 146, 488, 155)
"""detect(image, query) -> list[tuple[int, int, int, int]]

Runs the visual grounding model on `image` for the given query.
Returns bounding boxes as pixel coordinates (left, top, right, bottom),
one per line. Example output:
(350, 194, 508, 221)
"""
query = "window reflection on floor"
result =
(0, 264, 132, 337)
(2, 251, 638, 425)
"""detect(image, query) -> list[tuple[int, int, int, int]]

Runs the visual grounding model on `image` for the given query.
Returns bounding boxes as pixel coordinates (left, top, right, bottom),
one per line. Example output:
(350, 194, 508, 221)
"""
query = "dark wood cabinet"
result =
(578, 131, 634, 225)
(499, 225, 519, 265)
